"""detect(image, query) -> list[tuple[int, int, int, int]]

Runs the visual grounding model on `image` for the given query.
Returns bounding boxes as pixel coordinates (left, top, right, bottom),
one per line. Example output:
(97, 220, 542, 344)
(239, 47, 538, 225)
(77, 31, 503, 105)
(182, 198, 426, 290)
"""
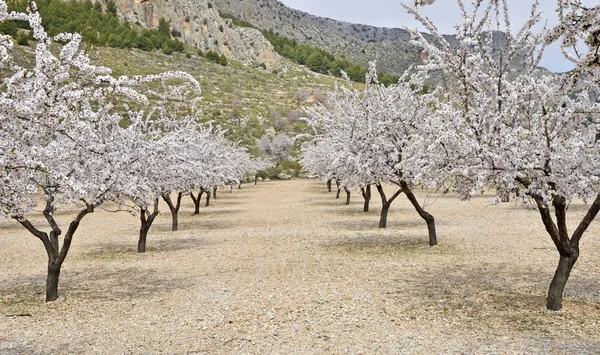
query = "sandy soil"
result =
(1, 179, 599, 354)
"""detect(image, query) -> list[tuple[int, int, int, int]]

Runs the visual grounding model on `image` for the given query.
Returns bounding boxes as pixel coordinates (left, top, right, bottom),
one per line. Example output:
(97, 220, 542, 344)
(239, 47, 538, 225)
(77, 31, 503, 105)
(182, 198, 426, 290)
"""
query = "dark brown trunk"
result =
(138, 200, 159, 253)
(213, 186, 218, 199)
(344, 187, 351, 205)
(375, 183, 403, 229)
(335, 179, 341, 199)
(205, 190, 211, 207)
(255, 174, 258, 185)
(138, 223, 149, 253)
(162, 192, 183, 232)
(529, 193, 600, 310)
(45, 263, 61, 301)
(327, 179, 332, 192)
(15, 197, 93, 302)
(361, 185, 371, 212)
(379, 201, 390, 228)
(190, 191, 203, 215)
(547, 251, 578, 311)
(400, 182, 438, 246)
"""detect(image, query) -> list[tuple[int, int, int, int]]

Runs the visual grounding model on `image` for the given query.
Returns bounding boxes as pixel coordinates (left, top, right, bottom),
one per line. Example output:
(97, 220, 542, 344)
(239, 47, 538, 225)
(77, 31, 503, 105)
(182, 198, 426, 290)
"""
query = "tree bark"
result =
(15, 196, 93, 301)
(327, 179, 332, 192)
(190, 190, 203, 215)
(530, 192, 600, 310)
(213, 186, 218, 199)
(361, 185, 371, 212)
(375, 183, 403, 229)
(138, 199, 159, 253)
(162, 192, 183, 232)
(205, 190, 211, 207)
(547, 252, 578, 311)
(400, 181, 438, 246)
(45, 264, 61, 302)
(344, 187, 351, 205)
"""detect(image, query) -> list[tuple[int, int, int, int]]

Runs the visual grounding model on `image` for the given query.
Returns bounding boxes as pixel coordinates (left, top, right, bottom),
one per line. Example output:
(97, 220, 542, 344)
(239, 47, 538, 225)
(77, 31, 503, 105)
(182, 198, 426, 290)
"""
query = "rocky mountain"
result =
(209, 0, 425, 76)
(111, 0, 284, 71)
(109, 0, 522, 78)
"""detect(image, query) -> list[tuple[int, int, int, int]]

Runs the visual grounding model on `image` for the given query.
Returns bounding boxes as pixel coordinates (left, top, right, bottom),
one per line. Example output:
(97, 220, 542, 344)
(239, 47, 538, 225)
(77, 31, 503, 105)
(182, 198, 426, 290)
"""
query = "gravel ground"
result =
(1, 179, 599, 354)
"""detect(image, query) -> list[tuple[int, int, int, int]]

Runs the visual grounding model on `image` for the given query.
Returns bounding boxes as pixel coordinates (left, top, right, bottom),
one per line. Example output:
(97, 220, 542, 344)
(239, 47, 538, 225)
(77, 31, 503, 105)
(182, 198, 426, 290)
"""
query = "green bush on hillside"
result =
(0, 0, 185, 54)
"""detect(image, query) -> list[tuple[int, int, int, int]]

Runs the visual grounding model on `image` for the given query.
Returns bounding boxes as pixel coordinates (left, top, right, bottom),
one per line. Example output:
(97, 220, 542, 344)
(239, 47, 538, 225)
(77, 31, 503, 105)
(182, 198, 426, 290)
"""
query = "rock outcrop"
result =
(210, 0, 423, 75)
(111, 0, 282, 70)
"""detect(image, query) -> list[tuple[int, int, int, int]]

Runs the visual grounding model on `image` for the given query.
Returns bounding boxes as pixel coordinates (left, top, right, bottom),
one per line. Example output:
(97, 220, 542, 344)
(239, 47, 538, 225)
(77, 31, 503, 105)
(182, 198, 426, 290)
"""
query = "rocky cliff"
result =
(110, 0, 283, 71)
(210, 0, 424, 76)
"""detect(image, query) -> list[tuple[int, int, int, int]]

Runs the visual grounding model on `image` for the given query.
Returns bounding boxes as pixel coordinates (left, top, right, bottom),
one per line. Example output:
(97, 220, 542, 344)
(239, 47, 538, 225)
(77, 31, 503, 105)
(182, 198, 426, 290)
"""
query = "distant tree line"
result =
(219, 12, 399, 86)
(0, 0, 184, 54)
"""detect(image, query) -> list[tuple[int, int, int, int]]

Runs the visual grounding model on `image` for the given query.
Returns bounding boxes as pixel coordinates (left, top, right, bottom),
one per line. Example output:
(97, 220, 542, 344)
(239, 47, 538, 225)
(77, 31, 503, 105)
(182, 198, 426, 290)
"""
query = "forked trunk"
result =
(190, 191, 203, 215)
(344, 187, 351, 205)
(547, 252, 578, 311)
(400, 182, 438, 246)
(162, 192, 183, 232)
(138, 200, 159, 253)
(375, 183, 403, 229)
(361, 185, 371, 212)
(15, 198, 93, 302)
(530, 192, 600, 311)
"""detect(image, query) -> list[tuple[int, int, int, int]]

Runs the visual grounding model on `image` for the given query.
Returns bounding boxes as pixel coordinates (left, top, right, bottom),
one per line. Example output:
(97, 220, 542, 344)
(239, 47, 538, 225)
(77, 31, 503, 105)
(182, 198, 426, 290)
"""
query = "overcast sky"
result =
(278, 0, 581, 73)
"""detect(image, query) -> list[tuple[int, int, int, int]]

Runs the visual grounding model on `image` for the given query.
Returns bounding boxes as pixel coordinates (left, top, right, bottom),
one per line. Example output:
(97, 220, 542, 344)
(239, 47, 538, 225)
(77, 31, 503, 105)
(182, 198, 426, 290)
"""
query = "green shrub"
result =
(161, 42, 173, 55)
(218, 54, 228, 66)
(16, 31, 29, 45)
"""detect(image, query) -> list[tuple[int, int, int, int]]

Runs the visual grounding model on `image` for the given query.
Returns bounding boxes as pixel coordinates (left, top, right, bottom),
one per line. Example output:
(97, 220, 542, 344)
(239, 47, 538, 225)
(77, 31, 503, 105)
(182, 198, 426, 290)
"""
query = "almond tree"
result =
(404, 0, 600, 310)
(0, 0, 201, 300)
(302, 65, 438, 246)
(547, 0, 600, 80)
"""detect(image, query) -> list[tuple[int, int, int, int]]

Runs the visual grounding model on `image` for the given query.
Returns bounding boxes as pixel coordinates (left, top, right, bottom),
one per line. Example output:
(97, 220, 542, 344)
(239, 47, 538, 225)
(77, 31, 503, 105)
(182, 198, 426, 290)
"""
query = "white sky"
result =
(278, 0, 582, 73)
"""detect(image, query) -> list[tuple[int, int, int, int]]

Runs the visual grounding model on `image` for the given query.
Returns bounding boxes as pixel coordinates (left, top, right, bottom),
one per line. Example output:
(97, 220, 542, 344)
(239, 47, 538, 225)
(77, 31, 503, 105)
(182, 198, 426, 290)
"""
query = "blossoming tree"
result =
(404, 0, 600, 310)
(302, 65, 439, 246)
(0, 0, 201, 300)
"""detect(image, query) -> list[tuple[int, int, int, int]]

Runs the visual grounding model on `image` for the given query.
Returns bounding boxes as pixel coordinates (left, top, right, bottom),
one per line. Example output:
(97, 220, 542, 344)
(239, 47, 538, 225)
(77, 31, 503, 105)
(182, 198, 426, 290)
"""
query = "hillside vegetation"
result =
(3, 0, 339, 176)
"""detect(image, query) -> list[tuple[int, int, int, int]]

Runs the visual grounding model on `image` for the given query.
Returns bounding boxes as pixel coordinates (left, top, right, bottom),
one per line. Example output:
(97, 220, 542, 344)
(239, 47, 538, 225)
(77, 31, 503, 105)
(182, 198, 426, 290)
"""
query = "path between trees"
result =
(1, 180, 600, 353)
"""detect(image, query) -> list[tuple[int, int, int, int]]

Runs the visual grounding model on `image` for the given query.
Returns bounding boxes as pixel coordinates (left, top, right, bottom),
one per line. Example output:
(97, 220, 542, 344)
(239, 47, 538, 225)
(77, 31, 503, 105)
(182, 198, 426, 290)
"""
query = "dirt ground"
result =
(1, 179, 599, 354)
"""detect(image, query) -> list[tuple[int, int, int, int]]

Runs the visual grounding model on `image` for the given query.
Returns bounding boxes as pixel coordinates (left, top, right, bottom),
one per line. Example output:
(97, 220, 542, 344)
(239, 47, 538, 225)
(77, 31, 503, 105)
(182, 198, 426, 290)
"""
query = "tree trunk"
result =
(15, 198, 93, 302)
(255, 174, 258, 185)
(138, 222, 149, 253)
(162, 192, 183, 232)
(547, 251, 578, 311)
(190, 191, 203, 215)
(205, 190, 211, 207)
(361, 185, 371, 212)
(327, 179, 332, 192)
(213, 186, 218, 199)
(344, 187, 351, 205)
(45, 263, 61, 302)
(379, 201, 390, 228)
(138, 200, 159, 253)
(375, 183, 403, 229)
(528, 192, 600, 310)
(400, 181, 438, 246)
